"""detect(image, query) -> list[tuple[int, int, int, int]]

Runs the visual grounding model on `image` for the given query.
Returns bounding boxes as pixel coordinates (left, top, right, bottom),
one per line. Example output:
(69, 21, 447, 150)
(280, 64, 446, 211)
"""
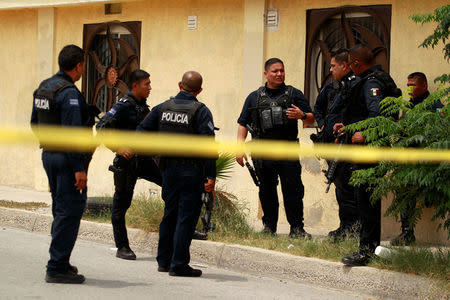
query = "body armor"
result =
(159, 98, 204, 134)
(33, 76, 74, 125)
(157, 98, 205, 169)
(343, 69, 401, 125)
(119, 94, 150, 128)
(251, 85, 296, 140)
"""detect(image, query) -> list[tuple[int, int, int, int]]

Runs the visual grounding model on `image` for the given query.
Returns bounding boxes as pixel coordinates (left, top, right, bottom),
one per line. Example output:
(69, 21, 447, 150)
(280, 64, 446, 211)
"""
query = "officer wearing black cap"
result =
(236, 58, 314, 238)
(334, 44, 401, 266)
(313, 49, 360, 241)
(96, 69, 162, 260)
(31, 44, 92, 284)
(137, 71, 216, 277)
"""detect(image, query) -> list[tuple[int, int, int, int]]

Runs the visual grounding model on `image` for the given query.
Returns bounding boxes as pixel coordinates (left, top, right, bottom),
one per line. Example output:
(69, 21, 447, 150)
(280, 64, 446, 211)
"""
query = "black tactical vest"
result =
(119, 94, 150, 128)
(251, 85, 296, 139)
(342, 69, 401, 125)
(159, 98, 204, 134)
(33, 76, 74, 125)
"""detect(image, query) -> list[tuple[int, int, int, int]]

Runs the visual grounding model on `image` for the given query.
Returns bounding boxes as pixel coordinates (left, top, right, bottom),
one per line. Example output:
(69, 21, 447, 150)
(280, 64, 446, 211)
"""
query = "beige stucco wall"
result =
(0, 9, 40, 188)
(0, 0, 447, 243)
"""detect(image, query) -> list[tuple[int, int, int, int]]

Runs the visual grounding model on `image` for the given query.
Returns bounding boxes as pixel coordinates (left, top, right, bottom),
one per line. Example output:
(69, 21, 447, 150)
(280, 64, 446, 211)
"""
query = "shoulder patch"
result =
(108, 108, 117, 116)
(69, 99, 79, 106)
(207, 121, 214, 132)
(118, 97, 128, 103)
(370, 88, 381, 97)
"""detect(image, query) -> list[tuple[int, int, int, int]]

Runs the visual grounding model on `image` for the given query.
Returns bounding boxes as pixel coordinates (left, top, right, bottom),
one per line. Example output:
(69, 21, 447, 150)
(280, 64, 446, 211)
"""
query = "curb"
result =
(0, 207, 441, 299)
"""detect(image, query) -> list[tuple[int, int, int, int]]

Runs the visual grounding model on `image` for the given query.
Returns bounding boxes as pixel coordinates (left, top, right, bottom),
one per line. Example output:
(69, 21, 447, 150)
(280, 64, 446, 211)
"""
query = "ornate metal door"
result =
(82, 21, 141, 112)
(305, 5, 392, 106)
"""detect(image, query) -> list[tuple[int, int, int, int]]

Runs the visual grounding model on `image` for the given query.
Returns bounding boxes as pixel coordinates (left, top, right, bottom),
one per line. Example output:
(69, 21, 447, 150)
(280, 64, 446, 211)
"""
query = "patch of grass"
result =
(127, 195, 165, 232)
(0, 200, 48, 210)
(83, 208, 111, 223)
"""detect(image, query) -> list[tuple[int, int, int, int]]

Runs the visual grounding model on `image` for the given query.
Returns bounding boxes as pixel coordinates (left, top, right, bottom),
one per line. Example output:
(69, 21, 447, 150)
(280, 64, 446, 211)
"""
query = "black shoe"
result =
(116, 247, 136, 260)
(289, 227, 312, 239)
(169, 265, 202, 277)
(192, 230, 207, 240)
(158, 266, 169, 272)
(68, 264, 78, 274)
(45, 271, 85, 284)
(261, 226, 276, 236)
(341, 252, 371, 266)
(391, 230, 415, 246)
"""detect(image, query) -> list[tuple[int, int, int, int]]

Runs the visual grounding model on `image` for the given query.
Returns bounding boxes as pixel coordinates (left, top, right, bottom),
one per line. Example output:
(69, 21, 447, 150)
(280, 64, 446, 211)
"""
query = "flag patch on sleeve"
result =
(370, 88, 380, 97)
(69, 99, 79, 106)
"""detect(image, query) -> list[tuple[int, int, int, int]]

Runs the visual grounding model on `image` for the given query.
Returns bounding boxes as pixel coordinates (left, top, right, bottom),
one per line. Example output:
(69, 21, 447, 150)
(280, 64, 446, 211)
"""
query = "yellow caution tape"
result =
(0, 125, 449, 163)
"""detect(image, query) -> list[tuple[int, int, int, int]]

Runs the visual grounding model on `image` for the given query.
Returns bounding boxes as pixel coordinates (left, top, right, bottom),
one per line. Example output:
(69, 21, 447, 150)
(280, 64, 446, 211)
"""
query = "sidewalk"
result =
(0, 185, 445, 299)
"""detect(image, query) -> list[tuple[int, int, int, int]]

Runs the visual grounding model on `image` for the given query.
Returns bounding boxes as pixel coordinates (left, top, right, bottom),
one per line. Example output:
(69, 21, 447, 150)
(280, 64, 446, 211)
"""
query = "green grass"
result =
(0, 200, 48, 210)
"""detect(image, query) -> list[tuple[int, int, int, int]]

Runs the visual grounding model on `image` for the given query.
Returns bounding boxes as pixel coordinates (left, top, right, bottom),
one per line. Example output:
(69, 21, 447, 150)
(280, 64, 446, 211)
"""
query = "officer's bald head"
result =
(180, 71, 203, 94)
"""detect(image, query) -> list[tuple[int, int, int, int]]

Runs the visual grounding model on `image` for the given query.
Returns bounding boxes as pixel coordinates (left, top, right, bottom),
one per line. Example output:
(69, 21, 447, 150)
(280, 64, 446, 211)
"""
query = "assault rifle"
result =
(193, 190, 216, 240)
(323, 133, 347, 193)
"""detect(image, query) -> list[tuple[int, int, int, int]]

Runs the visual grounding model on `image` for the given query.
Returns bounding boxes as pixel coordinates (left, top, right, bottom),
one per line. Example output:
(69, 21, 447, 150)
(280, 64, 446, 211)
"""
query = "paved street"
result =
(0, 226, 374, 300)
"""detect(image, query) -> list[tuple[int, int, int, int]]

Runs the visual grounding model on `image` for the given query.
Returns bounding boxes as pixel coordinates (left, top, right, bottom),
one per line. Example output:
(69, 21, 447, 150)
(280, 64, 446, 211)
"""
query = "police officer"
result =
(137, 71, 216, 277)
(334, 44, 401, 266)
(313, 49, 359, 241)
(236, 58, 314, 238)
(96, 69, 162, 260)
(31, 45, 91, 284)
(390, 72, 444, 246)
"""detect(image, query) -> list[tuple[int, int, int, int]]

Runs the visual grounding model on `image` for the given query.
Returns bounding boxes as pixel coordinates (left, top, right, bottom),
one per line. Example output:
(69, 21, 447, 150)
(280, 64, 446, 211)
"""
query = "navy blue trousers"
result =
(356, 183, 381, 254)
(42, 152, 86, 274)
(156, 166, 203, 269)
(255, 159, 304, 232)
(333, 162, 358, 229)
(112, 156, 162, 249)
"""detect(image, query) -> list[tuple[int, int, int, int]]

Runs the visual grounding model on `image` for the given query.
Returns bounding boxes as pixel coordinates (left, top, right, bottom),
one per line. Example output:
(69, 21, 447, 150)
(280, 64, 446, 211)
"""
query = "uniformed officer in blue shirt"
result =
(31, 45, 91, 284)
(236, 58, 314, 238)
(390, 72, 444, 246)
(314, 49, 360, 241)
(137, 71, 216, 277)
(334, 44, 401, 266)
(96, 69, 162, 260)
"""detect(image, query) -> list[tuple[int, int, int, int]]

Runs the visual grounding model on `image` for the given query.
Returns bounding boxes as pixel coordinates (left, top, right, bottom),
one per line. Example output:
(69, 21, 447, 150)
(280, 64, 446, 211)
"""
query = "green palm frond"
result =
(216, 152, 235, 180)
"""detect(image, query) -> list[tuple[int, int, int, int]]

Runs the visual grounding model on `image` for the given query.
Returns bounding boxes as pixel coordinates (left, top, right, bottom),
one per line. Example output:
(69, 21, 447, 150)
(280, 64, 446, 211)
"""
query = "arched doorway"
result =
(305, 5, 392, 108)
(82, 21, 141, 112)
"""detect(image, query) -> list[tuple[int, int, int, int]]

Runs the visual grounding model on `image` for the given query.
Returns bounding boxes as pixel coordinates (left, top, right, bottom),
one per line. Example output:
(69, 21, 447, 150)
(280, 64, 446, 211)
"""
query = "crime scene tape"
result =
(0, 125, 449, 163)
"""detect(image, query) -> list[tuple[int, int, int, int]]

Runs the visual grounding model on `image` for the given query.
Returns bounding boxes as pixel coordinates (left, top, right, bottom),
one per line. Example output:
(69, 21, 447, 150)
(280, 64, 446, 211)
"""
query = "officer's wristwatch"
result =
(301, 113, 308, 120)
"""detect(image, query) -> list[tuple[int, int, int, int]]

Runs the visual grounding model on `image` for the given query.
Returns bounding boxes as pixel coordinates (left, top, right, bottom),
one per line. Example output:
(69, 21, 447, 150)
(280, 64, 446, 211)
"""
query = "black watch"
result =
(301, 113, 308, 120)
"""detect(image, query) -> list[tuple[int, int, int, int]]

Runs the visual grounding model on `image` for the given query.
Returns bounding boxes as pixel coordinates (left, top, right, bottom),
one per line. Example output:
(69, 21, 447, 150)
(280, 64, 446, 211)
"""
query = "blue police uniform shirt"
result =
(237, 83, 312, 140)
(314, 73, 360, 141)
(30, 70, 88, 173)
(137, 91, 216, 178)
(96, 91, 148, 131)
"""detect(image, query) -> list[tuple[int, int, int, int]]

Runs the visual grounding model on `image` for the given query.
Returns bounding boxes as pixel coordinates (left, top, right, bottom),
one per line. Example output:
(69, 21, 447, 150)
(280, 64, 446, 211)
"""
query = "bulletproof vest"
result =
(251, 85, 296, 139)
(119, 94, 150, 128)
(33, 76, 75, 125)
(324, 80, 340, 122)
(342, 69, 400, 125)
(159, 98, 204, 134)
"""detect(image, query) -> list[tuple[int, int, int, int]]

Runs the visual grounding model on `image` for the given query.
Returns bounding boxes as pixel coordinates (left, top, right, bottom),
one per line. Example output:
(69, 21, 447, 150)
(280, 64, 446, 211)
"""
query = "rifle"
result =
(200, 191, 216, 233)
(323, 133, 347, 193)
(245, 161, 260, 186)
(243, 124, 261, 186)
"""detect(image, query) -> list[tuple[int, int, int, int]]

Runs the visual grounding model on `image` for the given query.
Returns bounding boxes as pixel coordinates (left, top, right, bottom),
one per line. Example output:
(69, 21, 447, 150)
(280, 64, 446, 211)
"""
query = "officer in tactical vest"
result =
(236, 58, 314, 238)
(313, 49, 360, 241)
(31, 45, 91, 284)
(334, 44, 401, 266)
(96, 69, 162, 260)
(137, 71, 216, 277)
